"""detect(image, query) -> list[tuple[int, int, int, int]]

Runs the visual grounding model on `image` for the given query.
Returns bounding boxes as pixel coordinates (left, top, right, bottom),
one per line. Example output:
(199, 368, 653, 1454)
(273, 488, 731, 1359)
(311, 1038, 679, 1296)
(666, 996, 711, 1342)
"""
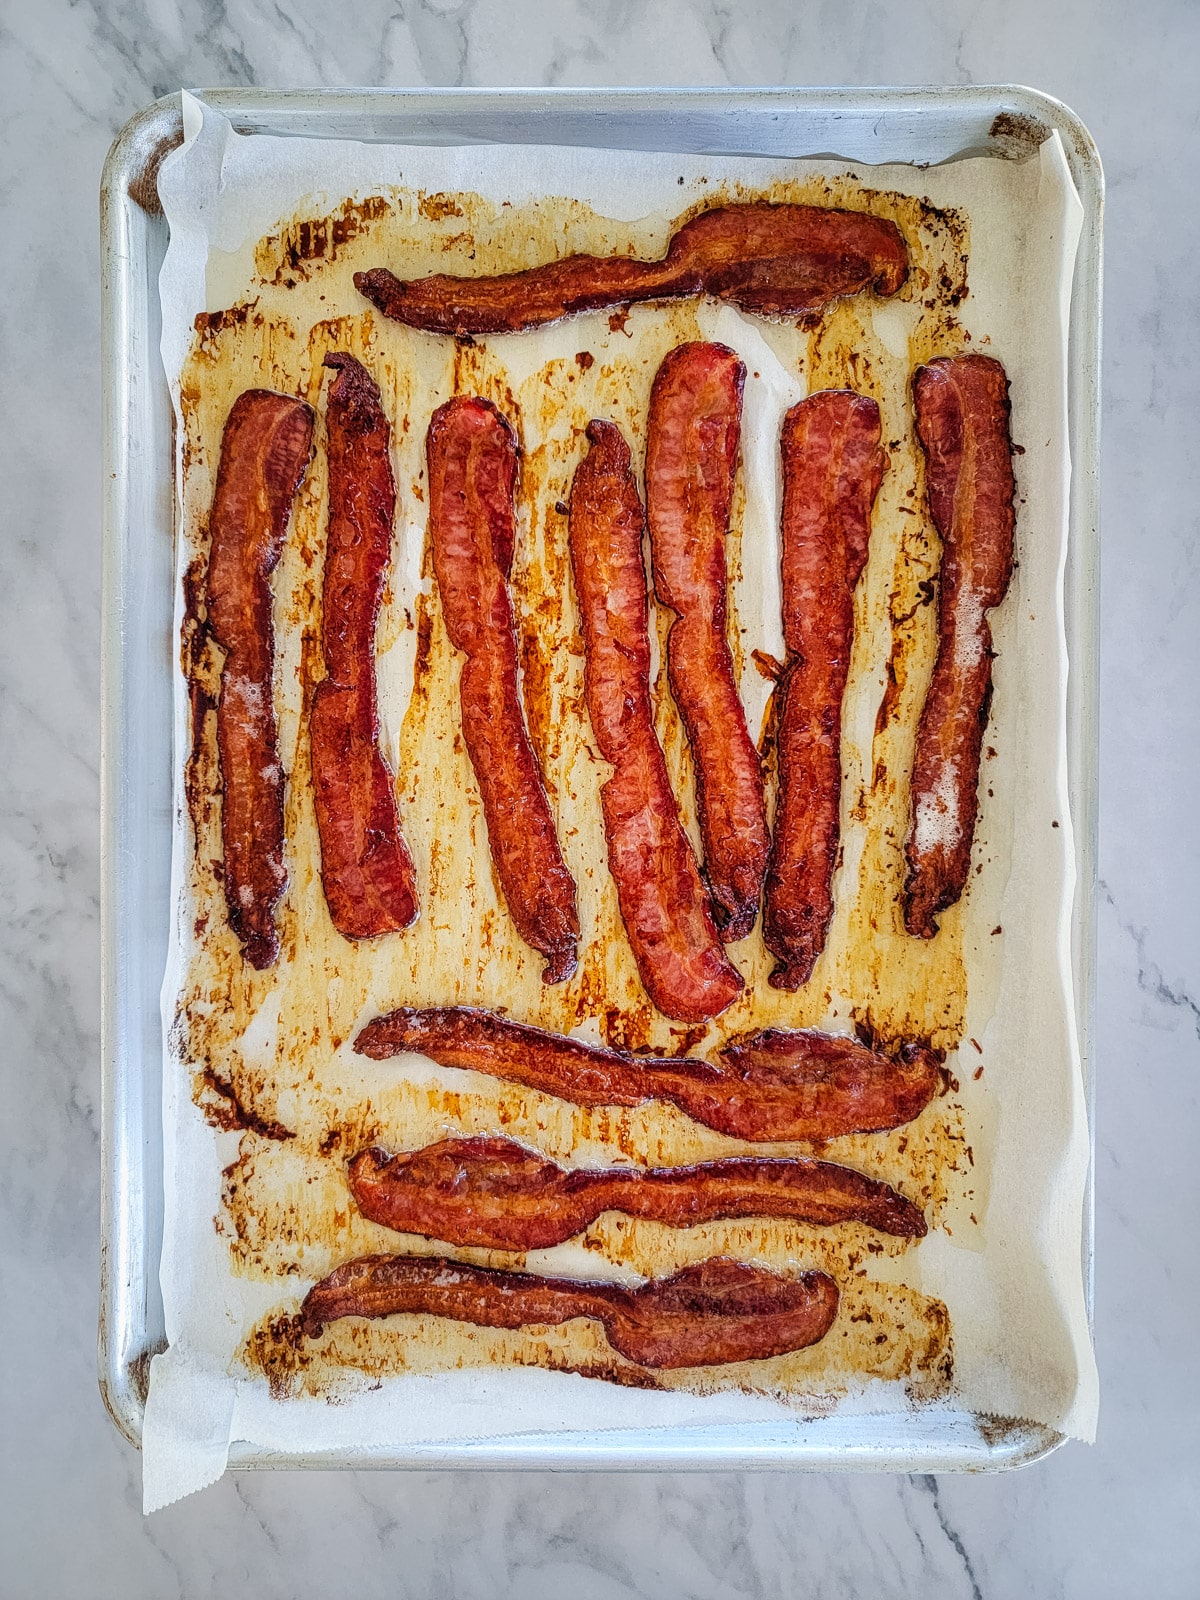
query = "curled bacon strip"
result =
(427, 397, 579, 982)
(310, 354, 418, 939)
(356, 202, 908, 335)
(354, 1006, 942, 1143)
(301, 1253, 839, 1368)
(904, 355, 1016, 938)
(206, 390, 314, 968)
(646, 343, 768, 941)
(569, 420, 743, 1021)
(763, 392, 886, 988)
(348, 1134, 927, 1248)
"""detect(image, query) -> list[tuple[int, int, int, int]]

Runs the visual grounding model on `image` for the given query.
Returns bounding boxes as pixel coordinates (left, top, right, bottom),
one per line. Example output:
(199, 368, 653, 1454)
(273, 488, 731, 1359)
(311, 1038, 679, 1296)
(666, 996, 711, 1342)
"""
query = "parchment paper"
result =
(144, 91, 1096, 1512)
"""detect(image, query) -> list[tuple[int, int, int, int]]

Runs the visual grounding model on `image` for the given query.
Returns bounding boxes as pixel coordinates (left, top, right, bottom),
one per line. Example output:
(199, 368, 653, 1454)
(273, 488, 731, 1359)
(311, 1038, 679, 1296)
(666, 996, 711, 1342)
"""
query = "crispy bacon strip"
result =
(206, 390, 314, 968)
(310, 354, 418, 939)
(348, 1135, 927, 1248)
(426, 397, 579, 982)
(763, 392, 886, 988)
(354, 1006, 942, 1142)
(569, 420, 743, 1021)
(904, 355, 1016, 938)
(356, 202, 908, 335)
(646, 343, 768, 941)
(301, 1253, 839, 1368)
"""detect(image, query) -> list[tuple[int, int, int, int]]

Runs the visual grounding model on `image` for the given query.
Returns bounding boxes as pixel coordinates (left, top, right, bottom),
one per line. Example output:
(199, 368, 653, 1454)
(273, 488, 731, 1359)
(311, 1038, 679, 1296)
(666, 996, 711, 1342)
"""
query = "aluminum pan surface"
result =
(100, 84, 1101, 1471)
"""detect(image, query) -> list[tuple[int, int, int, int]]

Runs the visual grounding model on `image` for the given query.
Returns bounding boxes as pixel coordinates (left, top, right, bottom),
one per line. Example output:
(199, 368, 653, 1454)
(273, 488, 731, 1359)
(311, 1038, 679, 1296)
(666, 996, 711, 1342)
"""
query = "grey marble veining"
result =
(1, 0, 1197, 1595)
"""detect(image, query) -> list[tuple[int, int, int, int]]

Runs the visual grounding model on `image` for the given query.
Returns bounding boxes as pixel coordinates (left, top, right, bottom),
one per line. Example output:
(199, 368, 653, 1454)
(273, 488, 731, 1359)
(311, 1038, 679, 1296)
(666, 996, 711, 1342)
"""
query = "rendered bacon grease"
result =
(646, 343, 769, 941)
(426, 397, 579, 982)
(301, 1254, 840, 1368)
(206, 389, 314, 968)
(354, 1006, 942, 1143)
(764, 392, 886, 988)
(356, 202, 908, 336)
(904, 355, 1016, 938)
(569, 420, 743, 1021)
(310, 354, 419, 939)
(348, 1134, 928, 1249)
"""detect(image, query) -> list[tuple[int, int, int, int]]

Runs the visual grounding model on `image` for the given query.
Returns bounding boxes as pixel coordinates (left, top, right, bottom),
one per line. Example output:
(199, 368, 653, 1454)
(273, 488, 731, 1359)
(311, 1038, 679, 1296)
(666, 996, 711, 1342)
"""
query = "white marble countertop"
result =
(2, 1, 1197, 1594)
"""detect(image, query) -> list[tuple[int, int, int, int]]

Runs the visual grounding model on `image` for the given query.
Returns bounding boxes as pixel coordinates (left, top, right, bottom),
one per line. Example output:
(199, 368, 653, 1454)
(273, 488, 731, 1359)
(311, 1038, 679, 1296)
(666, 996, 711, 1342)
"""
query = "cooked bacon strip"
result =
(356, 202, 908, 335)
(904, 355, 1016, 938)
(206, 390, 314, 968)
(310, 354, 418, 939)
(348, 1135, 927, 1248)
(354, 1006, 942, 1142)
(569, 421, 743, 1021)
(426, 397, 579, 982)
(711, 1028, 941, 1140)
(301, 1253, 839, 1368)
(763, 392, 886, 988)
(646, 343, 768, 941)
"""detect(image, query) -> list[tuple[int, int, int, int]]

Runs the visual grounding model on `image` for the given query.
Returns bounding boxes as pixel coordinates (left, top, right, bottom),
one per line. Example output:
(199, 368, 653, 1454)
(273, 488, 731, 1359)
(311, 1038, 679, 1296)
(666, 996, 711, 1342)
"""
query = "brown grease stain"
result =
(418, 192, 466, 222)
(518, 625, 554, 781)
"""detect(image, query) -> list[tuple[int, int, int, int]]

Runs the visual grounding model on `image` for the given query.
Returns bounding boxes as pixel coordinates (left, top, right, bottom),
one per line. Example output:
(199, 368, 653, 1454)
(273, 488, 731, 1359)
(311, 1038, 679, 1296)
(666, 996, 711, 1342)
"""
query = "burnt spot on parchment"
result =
(194, 300, 259, 342)
(256, 196, 393, 286)
(196, 1066, 294, 1141)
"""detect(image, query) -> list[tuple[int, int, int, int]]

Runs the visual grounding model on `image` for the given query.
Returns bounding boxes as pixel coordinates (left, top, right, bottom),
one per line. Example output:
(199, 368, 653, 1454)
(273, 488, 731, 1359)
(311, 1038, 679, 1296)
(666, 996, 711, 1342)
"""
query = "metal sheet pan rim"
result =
(99, 83, 1101, 1472)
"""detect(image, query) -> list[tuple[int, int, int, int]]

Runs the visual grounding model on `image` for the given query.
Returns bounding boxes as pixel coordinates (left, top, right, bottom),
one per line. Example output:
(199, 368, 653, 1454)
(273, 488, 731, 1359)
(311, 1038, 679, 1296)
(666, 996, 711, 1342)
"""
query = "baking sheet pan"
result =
(100, 85, 1102, 1471)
